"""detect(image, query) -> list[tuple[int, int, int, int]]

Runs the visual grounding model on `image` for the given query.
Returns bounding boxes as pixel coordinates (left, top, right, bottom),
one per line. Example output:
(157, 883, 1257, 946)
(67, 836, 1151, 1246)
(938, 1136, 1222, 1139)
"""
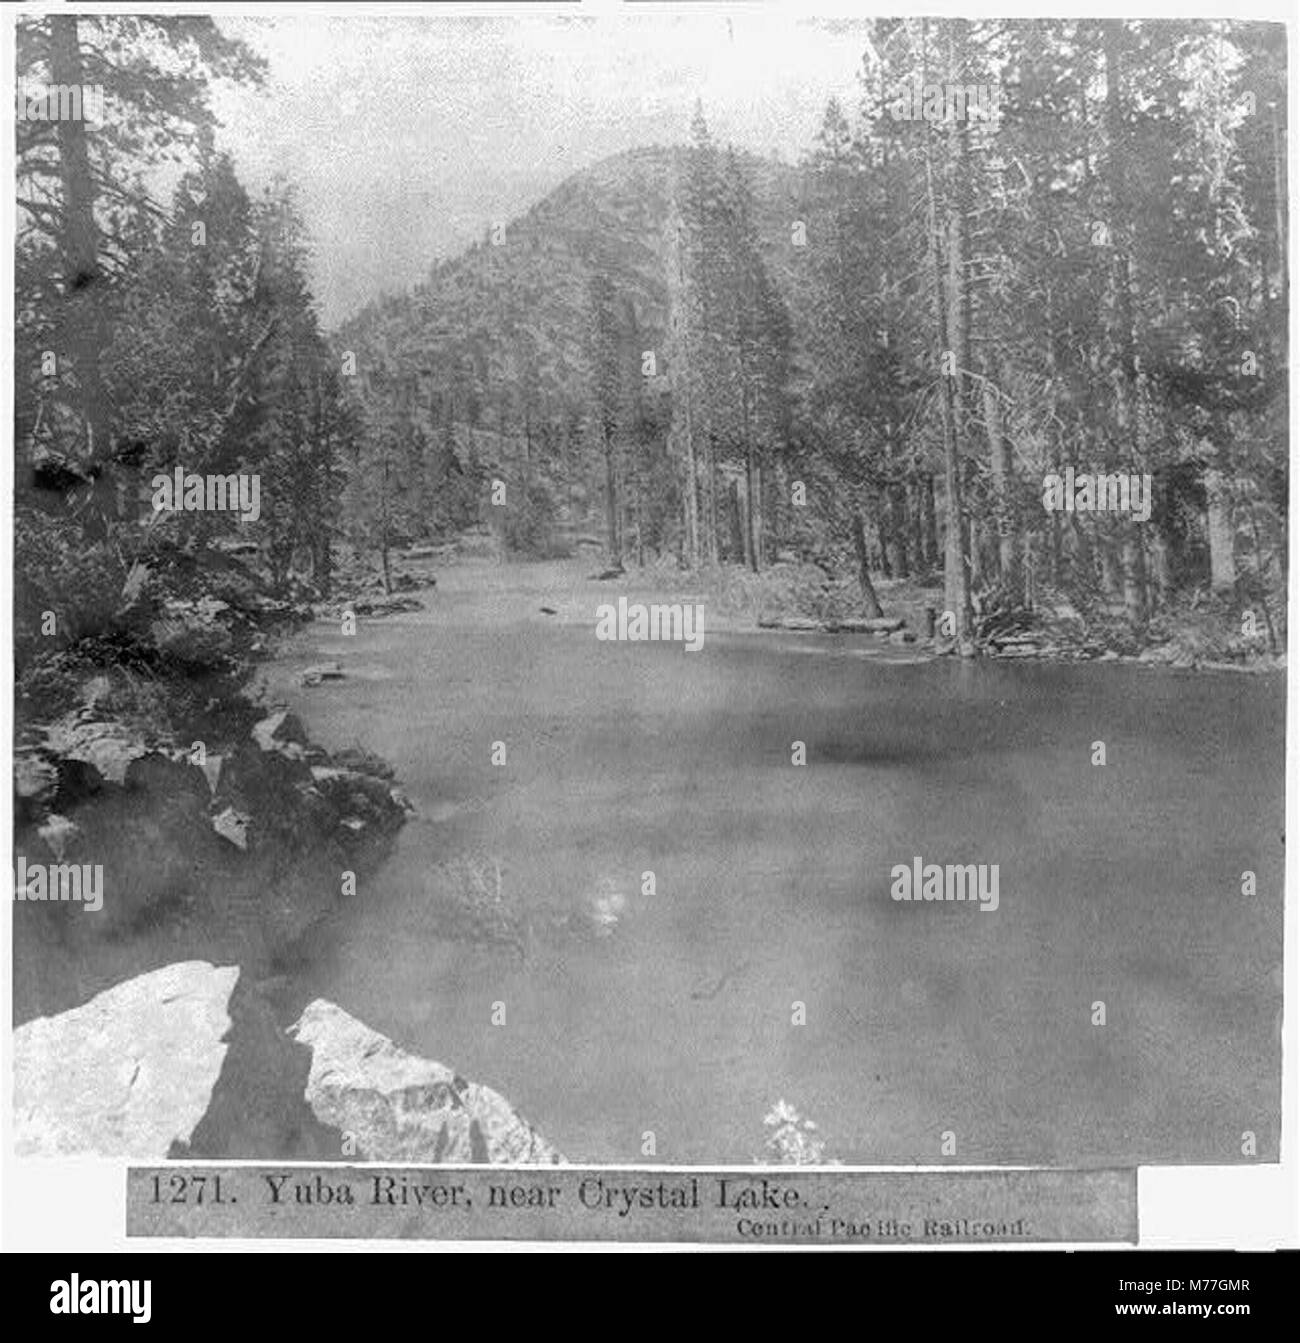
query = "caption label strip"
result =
(128, 1167, 1136, 1243)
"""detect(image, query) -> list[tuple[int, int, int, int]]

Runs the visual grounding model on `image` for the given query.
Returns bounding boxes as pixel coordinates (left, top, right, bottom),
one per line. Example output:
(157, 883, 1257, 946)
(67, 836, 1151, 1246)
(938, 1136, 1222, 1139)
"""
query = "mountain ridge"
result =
(336, 142, 811, 410)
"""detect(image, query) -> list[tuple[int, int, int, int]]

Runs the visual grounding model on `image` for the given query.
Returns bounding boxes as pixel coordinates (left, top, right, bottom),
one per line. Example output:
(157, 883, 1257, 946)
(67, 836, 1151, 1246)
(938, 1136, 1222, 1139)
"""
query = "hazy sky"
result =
(210, 13, 869, 326)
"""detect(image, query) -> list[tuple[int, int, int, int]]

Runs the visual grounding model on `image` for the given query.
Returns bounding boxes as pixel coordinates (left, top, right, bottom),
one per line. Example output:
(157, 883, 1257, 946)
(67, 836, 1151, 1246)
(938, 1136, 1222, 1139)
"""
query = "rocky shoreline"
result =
(14, 699, 412, 1016)
(12, 551, 441, 1021)
(11, 546, 568, 1164)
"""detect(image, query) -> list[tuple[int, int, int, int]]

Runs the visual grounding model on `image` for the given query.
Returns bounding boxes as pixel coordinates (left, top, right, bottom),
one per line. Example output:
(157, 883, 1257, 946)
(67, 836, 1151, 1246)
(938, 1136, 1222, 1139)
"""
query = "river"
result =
(265, 559, 1284, 1166)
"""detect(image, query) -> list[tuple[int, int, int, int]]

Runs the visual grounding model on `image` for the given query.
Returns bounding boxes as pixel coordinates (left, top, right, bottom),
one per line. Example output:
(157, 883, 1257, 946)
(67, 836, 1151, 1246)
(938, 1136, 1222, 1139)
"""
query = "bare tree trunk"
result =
(49, 17, 109, 489)
(889, 484, 910, 578)
(927, 18, 974, 648)
(1245, 502, 1280, 654)
(985, 376, 1018, 590)
(729, 478, 747, 564)
(703, 432, 720, 563)
(745, 442, 760, 573)
(684, 478, 698, 561)
(672, 216, 702, 568)
(1122, 526, 1146, 627)
(635, 461, 645, 567)
(604, 424, 621, 565)
(1071, 515, 1094, 592)
(1270, 96, 1288, 309)
(852, 510, 885, 619)
(1099, 524, 1120, 599)
(922, 22, 972, 651)
(683, 397, 699, 566)
(923, 474, 939, 568)
(1205, 466, 1236, 593)
(755, 461, 765, 568)
(1148, 530, 1171, 609)
(1104, 21, 1147, 630)
(909, 479, 925, 574)
(876, 487, 893, 578)
(521, 405, 532, 518)
(771, 459, 785, 556)
(380, 454, 392, 594)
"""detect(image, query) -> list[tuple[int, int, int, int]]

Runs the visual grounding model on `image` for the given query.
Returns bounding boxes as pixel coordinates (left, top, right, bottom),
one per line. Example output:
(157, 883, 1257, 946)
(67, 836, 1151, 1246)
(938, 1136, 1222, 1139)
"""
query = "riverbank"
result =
(470, 547, 1284, 674)
(11, 551, 1285, 1164)
(249, 556, 1283, 1165)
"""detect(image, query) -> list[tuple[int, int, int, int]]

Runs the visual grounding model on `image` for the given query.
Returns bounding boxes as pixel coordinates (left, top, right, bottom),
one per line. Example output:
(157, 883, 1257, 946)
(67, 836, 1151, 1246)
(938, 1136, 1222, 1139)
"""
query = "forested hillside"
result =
(336, 142, 805, 565)
(15, 14, 1290, 719)
(341, 18, 1289, 655)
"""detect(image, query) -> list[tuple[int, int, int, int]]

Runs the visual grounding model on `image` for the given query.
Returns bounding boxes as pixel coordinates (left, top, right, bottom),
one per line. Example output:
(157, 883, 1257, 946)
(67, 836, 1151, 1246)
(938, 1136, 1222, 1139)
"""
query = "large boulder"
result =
(289, 999, 562, 1164)
(329, 745, 395, 779)
(124, 750, 210, 804)
(309, 766, 409, 841)
(214, 740, 314, 849)
(43, 714, 150, 785)
(251, 707, 311, 752)
(13, 962, 239, 1157)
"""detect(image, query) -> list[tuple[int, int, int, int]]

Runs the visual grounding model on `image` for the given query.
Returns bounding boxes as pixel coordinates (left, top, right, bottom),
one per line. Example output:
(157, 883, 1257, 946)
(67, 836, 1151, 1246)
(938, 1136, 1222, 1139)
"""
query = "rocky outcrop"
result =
(13, 962, 239, 1157)
(42, 712, 152, 784)
(13, 748, 218, 938)
(289, 999, 562, 1164)
(220, 707, 411, 851)
(13, 693, 411, 1028)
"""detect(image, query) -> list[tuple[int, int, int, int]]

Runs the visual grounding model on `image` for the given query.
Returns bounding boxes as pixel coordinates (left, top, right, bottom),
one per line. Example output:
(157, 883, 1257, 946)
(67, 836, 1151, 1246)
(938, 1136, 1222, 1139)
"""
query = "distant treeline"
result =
(15, 16, 1289, 698)
(342, 19, 1287, 650)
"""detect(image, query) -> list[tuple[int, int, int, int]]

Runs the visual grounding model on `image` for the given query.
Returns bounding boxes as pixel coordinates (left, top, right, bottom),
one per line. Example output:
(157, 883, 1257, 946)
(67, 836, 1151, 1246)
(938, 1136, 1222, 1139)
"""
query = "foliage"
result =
(762, 1099, 834, 1165)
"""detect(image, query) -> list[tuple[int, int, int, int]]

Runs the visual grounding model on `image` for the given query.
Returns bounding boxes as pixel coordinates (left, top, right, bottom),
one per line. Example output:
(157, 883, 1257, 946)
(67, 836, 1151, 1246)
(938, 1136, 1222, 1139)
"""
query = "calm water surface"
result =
(270, 562, 1284, 1165)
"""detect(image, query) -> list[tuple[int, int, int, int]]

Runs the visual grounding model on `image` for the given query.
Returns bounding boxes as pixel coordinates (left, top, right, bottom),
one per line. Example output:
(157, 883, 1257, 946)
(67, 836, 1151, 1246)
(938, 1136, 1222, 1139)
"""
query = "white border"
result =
(1, 0, 1295, 1253)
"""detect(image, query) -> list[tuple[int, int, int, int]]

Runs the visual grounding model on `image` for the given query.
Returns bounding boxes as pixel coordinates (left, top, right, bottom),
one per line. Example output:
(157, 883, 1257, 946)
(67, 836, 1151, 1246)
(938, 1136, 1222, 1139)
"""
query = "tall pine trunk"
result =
(704, 432, 720, 563)
(852, 511, 885, 619)
(922, 18, 973, 650)
(910, 479, 927, 575)
(890, 484, 911, 578)
(743, 383, 760, 573)
(683, 391, 699, 566)
(49, 17, 109, 493)
(923, 474, 939, 568)
(1104, 21, 1148, 630)
(604, 423, 620, 566)
(984, 372, 1018, 591)
(1205, 466, 1236, 592)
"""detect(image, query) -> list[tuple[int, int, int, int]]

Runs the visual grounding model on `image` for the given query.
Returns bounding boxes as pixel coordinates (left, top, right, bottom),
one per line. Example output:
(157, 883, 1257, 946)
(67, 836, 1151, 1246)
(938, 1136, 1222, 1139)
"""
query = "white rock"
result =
(200, 751, 224, 795)
(289, 999, 562, 1164)
(212, 806, 250, 849)
(252, 709, 289, 751)
(43, 715, 149, 784)
(37, 813, 81, 861)
(13, 962, 239, 1157)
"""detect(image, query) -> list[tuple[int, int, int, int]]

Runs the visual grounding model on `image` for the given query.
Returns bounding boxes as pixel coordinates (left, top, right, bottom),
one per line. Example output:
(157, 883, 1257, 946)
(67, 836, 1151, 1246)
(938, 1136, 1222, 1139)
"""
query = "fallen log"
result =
(831, 616, 905, 634)
(757, 614, 906, 635)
